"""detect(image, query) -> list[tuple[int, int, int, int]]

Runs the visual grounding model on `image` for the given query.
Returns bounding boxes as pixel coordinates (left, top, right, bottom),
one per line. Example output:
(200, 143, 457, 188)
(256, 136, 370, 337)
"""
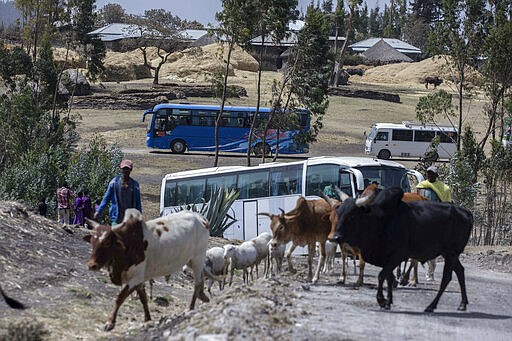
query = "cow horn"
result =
(334, 187, 350, 202)
(279, 208, 285, 216)
(318, 190, 335, 207)
(85, 218, 99, 229)
(355, 190, 376, 207)
(258, 212, 272, 218)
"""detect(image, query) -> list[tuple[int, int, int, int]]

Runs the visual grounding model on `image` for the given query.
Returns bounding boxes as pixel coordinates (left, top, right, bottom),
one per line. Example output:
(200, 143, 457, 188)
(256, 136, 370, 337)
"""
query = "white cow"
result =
(84, 209, 209, 331)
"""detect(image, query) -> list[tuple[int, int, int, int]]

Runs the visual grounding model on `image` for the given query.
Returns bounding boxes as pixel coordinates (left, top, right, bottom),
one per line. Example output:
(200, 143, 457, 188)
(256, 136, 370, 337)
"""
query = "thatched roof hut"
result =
(362, 39, 413, 63)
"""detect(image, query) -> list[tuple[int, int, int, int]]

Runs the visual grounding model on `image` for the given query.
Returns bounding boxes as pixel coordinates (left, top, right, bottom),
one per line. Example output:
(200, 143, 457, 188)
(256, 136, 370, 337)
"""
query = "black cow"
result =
(330, 187, 473, 313)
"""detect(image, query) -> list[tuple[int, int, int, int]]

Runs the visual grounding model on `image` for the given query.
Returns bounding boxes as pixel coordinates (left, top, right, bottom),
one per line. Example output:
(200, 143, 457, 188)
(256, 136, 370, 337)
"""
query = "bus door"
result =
(243, 200, 258, 240)
(339, 168, 364, 197)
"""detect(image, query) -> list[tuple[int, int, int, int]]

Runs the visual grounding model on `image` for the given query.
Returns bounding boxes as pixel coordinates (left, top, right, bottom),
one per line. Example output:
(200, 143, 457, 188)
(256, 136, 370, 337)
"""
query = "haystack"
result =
(52, 47, 83, 69)
(159, 43, 259, 81)
(360, 55, 481, 86)
(101, 47, 165, 82)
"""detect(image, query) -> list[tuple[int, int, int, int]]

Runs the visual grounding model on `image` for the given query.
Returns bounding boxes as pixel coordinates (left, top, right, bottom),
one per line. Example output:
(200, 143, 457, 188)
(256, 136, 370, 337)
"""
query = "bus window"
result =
(414, 130, 436, 142)
(438, 131, 457, 143)
(176, 178, 206, 205)
(356, 166, 408, 189)
(392, 129, 413, 141)
(270, 164, 303, 196)
(164, 180, 177, 207)
(375, 131, 389, 141)
(306, 164, 339, 196)
(205, 175, 237, 199)
(238, 170, 269, 199)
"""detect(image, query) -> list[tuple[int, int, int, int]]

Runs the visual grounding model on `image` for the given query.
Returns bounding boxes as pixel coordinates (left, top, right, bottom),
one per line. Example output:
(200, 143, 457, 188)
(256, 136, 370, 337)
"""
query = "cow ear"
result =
(83, 234, 92, 243)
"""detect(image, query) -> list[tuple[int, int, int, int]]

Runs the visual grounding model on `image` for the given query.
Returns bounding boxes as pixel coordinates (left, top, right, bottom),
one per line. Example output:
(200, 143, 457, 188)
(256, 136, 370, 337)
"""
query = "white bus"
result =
(160, 156, 423, 241)
(365, 122, 458, 160)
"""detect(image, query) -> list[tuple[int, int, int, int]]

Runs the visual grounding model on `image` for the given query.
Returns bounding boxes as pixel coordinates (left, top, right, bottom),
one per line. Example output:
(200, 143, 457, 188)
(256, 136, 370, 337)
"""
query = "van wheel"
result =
(377, 149, 391, 160)
(253, 143, 270, 157)
(432, 152, 439, 161)
(170, 139, 186, 154)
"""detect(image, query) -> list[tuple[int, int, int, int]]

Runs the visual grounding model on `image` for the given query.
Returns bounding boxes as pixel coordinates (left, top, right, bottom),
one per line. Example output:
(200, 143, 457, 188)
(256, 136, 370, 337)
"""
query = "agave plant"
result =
(173, 186, 240, 237)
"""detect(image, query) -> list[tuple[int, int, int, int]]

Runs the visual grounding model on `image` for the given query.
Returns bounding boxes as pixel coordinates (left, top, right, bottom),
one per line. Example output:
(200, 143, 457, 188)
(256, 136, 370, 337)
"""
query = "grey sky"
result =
(95, 0, 384, 26)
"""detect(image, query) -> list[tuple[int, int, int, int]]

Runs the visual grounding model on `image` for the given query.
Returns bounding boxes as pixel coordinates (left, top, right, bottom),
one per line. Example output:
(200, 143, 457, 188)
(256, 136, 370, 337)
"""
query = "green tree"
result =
(249, 0, 297, 165)
(416, 89, 457, 129)
(287, 6, 332, 144)
(479, 15, 512, 148)
(428, 0, 489, 151)
(97, 3, 127, 26)
(69, 0, 105, 81)
(215, 0, 258, 166)
(331, 0, 360, 87)
(127, 9, 187, 85)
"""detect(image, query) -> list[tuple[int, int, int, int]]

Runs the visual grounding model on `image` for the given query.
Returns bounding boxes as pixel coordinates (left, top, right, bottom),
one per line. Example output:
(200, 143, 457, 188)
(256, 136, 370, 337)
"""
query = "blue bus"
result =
(142, 103, 310, 155)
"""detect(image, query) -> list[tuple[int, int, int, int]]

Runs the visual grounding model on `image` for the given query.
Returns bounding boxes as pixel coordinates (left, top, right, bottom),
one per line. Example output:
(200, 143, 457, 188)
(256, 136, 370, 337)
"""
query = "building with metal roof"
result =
(349, 38, 421, 61)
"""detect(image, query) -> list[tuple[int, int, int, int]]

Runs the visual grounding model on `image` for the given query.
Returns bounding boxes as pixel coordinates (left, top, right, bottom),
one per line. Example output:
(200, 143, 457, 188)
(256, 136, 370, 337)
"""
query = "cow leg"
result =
(307, 243, 315, 282)
(425, 256, 455, 313)
(188, 258, 209, 310)
(411, 259, 419, 287)
(399, 259, 412, 286)
(355, 257, 365, 287)
(339, 250, 347, 284)
(105, 284, 137, 331)
(312, 241, 326, 284)
(285, 243, 297, 273)
(453, 257, 469, 311)
(135, 285, 151, 322)
(376, 269, 388, 308)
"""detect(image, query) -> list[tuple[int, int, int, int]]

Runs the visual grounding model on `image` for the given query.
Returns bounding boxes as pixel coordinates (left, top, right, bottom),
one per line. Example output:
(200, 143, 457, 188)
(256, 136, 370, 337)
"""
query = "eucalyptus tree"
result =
(214, 0, 258, 166)
(127, 9, 188, 86)
(286, 6, 332, 146)
(331, 0, 361, 87)
(479, 10, 512, 148)
(427, 0, 489, 151)
(249, 0, 297, 165)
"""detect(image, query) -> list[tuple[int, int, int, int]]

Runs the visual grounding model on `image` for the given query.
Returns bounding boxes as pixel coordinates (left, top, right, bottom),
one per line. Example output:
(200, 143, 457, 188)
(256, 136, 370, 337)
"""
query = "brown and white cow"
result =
(83, 209, 210, 331)
(260, 197, 332, 284)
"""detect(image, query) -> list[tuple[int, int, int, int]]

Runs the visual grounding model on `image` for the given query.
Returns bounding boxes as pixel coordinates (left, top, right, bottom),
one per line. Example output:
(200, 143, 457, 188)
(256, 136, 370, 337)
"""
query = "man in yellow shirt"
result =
(416, 165, 451, 281)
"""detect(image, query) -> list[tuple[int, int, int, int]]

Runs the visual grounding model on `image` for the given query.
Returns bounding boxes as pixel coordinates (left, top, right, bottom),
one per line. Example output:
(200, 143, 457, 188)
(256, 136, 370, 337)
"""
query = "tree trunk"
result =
(214, 42, 234, 167)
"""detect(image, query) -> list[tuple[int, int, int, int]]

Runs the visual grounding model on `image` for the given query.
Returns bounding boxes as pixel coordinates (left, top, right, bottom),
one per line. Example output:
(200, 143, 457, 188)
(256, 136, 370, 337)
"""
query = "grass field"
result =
(73, 70, 489, 220)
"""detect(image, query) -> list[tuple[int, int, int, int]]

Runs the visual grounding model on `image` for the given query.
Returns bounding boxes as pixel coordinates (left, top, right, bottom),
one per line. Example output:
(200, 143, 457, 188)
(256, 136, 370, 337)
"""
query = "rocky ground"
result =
(1, 201, 511, 341)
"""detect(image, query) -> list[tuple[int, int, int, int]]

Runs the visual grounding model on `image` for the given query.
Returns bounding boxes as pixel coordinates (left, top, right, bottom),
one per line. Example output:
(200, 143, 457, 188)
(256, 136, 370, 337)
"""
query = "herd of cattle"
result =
(79, 184, 473, 331)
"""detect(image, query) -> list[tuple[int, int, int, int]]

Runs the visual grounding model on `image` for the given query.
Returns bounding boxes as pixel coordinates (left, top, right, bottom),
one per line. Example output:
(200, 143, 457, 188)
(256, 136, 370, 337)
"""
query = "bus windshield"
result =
(143, 103, 310, 155)
(355, 165, 410, 191)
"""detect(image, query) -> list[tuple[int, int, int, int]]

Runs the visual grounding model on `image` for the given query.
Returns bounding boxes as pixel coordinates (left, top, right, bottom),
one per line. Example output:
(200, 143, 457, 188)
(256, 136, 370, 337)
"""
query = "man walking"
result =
(416, 165, 451, 281)
(93, 159, 142, 224)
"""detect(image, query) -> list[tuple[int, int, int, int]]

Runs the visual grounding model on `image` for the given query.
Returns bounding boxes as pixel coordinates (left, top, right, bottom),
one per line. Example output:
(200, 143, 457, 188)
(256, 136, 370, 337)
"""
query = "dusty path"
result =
(291, 261, 512, 340)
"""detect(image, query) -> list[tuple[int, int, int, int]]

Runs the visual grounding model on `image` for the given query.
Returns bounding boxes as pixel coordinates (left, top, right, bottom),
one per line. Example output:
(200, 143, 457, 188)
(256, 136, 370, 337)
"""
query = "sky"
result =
(95, 0, 383, 26)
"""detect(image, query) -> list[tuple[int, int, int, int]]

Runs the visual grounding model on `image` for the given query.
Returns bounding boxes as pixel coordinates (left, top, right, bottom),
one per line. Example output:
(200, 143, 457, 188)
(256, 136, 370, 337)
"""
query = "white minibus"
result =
(365, 122, 458, 160)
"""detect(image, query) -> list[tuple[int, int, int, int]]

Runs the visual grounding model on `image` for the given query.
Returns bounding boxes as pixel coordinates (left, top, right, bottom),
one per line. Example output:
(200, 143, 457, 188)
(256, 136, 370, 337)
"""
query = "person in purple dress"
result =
(73, 191, 84, 227)
(82, 190, 93, 219)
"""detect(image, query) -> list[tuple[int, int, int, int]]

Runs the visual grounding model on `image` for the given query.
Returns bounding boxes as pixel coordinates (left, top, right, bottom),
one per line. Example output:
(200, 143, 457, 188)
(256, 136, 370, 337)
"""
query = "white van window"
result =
(375, 131, 389, 141)
(392, 129, 413, 141)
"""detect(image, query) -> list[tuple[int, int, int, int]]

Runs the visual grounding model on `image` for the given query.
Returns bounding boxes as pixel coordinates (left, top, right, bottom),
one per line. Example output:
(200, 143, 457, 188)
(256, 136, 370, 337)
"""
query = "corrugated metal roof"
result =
(349, 38, 421, 54)
(88, 23, 141, 39)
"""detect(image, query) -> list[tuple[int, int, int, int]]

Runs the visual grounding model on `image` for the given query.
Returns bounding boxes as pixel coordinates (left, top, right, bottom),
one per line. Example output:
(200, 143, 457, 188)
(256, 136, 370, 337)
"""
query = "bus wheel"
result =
(377, 149, 391, 160)
(171, 140, 186, 154)
(253, 143, 270, 157)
